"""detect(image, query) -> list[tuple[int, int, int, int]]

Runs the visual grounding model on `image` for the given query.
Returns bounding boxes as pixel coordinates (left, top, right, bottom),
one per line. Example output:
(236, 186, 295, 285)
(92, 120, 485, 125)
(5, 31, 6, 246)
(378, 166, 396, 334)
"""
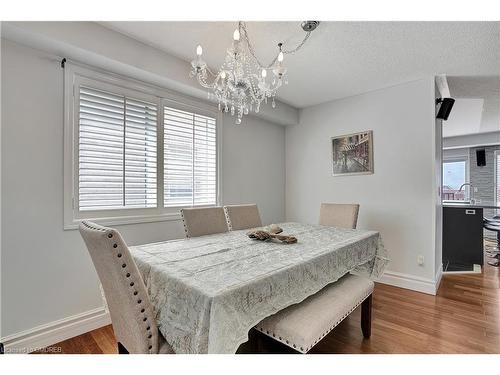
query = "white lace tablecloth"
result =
(129, 222, 389, 354)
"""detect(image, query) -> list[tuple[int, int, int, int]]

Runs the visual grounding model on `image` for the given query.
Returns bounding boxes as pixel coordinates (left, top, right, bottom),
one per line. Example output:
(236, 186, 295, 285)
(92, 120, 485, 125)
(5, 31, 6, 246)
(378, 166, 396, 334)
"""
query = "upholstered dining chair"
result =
(224, 204, 263, 230)
(180, 206, 229, 238)
(319, 203, 360, 229)
(79, 220, 174, 354)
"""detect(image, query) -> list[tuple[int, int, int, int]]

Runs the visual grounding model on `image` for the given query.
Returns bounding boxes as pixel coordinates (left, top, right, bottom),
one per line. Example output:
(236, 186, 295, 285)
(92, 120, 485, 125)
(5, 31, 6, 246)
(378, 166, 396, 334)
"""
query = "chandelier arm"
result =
(205, 66, 219, 77)
(240, 22, 276, 69)
(282, 31, 311, 54)
(240, 21, 312, 69)
(196, 73, 216, 89)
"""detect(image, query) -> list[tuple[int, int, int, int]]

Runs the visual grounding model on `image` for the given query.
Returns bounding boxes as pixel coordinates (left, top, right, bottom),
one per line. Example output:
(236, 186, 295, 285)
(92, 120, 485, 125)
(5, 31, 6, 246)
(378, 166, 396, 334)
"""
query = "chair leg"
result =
(117, 342, 129, 354)
(248, 329, 259, 353)
(361, 294, 372, 338)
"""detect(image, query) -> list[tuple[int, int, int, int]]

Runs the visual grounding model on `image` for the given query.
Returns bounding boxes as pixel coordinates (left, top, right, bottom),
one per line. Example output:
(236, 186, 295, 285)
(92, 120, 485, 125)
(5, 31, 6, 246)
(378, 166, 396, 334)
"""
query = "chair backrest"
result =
(180, 207, 228, 238)
(319, 203, 360, 229)
(224, 204, 263, 230)
(79, 221, 160, 354)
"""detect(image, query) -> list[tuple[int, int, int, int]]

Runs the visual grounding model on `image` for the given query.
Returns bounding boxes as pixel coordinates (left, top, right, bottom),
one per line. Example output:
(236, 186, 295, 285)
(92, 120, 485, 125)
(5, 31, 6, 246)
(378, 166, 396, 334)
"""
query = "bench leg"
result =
(117, 342, 129, 354)
(361, 294, 372, 338)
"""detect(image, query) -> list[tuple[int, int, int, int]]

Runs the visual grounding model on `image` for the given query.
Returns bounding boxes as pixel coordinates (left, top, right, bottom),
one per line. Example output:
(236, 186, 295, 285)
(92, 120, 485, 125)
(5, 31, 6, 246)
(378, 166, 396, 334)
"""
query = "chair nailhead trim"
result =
(180, 210, 191, 238)
(97, 223, 157, 352)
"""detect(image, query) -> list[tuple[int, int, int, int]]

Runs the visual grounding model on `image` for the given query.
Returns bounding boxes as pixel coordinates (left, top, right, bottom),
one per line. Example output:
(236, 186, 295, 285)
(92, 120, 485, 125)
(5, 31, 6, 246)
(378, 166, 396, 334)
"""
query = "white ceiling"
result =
(443, 76, 500, 138)
(100, 21, 500, 108)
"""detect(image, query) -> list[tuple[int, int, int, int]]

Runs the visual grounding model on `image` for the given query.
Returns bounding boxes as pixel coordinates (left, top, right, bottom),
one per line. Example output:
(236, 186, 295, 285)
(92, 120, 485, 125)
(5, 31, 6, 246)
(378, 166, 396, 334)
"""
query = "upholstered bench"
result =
(254, 274, 374, 353)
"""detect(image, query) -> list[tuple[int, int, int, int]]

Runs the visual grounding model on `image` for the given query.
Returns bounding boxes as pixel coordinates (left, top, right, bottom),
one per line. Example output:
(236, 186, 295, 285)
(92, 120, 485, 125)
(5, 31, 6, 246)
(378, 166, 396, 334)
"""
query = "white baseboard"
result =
(377, 270, 440, 295)
(0, 307, 111, 354)
(434, 264, 443, 293)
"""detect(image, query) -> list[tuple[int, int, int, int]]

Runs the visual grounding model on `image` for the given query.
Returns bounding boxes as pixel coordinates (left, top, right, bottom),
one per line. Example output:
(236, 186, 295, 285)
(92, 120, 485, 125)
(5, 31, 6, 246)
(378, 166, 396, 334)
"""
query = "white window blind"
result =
(78, 86, 157, 211)
(164, 106, 217, 207)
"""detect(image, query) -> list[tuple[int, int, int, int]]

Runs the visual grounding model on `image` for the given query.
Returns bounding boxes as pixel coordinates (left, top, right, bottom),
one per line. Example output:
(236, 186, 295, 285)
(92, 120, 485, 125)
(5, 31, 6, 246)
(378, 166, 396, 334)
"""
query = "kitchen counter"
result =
(443, 206, 484, 272)
(443, 202, 500, 210)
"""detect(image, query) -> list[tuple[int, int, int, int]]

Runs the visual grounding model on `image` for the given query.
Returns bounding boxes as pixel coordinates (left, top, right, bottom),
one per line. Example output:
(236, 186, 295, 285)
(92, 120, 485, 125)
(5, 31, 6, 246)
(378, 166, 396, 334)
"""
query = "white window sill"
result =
(64, 212, 182, 230)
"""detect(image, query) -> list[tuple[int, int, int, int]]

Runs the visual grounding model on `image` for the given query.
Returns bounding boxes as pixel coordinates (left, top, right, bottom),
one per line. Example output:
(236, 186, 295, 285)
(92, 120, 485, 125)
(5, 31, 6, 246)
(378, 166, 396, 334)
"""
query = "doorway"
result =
(438, 75, 500, 273)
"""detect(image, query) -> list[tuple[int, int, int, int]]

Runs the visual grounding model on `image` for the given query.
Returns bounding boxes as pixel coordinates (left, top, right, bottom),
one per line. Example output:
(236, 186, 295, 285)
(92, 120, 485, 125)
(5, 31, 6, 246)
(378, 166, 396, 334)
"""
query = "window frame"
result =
(442, 155, 470, 203)
(64, 63, 222, 229)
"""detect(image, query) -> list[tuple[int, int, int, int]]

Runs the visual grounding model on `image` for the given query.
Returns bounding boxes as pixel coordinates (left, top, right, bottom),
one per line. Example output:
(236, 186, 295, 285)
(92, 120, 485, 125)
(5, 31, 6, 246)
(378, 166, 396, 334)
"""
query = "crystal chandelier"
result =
(190, 21, 319, 124)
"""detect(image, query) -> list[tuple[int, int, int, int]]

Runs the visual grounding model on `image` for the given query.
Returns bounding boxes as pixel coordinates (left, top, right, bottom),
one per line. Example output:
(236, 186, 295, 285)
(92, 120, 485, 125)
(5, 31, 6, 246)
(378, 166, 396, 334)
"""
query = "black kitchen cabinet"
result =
(443, 206, 484, 272)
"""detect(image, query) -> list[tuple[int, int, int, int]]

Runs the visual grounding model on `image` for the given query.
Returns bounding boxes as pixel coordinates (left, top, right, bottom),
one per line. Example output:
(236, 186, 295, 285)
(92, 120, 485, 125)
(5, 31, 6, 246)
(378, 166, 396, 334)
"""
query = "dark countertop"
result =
(443, 201, 500, 209)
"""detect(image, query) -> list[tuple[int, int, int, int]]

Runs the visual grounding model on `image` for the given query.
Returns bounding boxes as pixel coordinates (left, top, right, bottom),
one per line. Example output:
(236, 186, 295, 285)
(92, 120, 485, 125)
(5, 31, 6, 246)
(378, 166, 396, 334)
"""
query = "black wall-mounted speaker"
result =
(476, 149, 486, 167)
(436, 98, 455, 120)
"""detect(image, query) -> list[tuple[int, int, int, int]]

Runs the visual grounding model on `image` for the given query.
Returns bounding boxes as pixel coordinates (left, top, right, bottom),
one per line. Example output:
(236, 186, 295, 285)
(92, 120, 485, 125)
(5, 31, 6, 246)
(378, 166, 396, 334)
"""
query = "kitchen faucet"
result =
(458, 183, 475, 204)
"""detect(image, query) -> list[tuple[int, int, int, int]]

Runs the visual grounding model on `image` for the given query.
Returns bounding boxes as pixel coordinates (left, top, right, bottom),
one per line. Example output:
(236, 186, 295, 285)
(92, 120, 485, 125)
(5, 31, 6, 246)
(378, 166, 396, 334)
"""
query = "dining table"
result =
(129, 222, 389, 354)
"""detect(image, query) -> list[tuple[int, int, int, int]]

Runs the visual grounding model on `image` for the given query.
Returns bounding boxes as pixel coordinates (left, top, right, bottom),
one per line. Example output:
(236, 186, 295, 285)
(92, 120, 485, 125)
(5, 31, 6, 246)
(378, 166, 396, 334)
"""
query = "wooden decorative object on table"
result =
(247, 225, 297, 244)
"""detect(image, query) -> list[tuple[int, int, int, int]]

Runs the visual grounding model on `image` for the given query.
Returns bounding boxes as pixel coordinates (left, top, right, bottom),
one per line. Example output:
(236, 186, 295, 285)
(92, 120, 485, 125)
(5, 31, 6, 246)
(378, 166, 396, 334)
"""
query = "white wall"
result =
(222, 115, 285, 223)
(434, 84, 443, 284)
(286, 78, 439, 291)
(1, 22, 299, 127)
(444, 131, 500, 149)
(0, 39, 285, 339)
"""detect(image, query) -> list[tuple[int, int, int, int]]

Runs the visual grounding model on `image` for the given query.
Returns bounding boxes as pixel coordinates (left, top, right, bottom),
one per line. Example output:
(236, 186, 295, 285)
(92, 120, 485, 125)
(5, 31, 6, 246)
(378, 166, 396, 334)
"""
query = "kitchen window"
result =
(443, 157, 469, 202)
(64, 64, 220, 229)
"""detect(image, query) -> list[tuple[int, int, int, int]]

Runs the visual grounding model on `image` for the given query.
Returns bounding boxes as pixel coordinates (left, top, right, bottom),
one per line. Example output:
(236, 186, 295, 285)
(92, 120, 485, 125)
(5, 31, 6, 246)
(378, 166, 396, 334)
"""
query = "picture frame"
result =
(331, 131, 374, 176)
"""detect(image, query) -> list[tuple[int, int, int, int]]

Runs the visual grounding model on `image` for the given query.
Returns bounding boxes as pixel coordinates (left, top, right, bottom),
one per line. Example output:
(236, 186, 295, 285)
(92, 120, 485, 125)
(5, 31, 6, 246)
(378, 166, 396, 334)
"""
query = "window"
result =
(164, 106, 217, 207)
(78, 86, 157, 211)
(442, 157, 469, 201)
(64, 64, 220, 229)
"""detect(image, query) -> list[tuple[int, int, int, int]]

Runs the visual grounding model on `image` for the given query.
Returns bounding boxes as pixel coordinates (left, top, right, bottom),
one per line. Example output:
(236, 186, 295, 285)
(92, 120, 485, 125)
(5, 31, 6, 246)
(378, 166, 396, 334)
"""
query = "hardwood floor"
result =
(34, 256, 500, 354)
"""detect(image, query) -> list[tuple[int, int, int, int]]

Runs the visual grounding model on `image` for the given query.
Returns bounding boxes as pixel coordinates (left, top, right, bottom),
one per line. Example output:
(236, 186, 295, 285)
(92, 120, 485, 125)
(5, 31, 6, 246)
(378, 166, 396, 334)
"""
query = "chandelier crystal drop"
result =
(190, 21, 319, 124)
